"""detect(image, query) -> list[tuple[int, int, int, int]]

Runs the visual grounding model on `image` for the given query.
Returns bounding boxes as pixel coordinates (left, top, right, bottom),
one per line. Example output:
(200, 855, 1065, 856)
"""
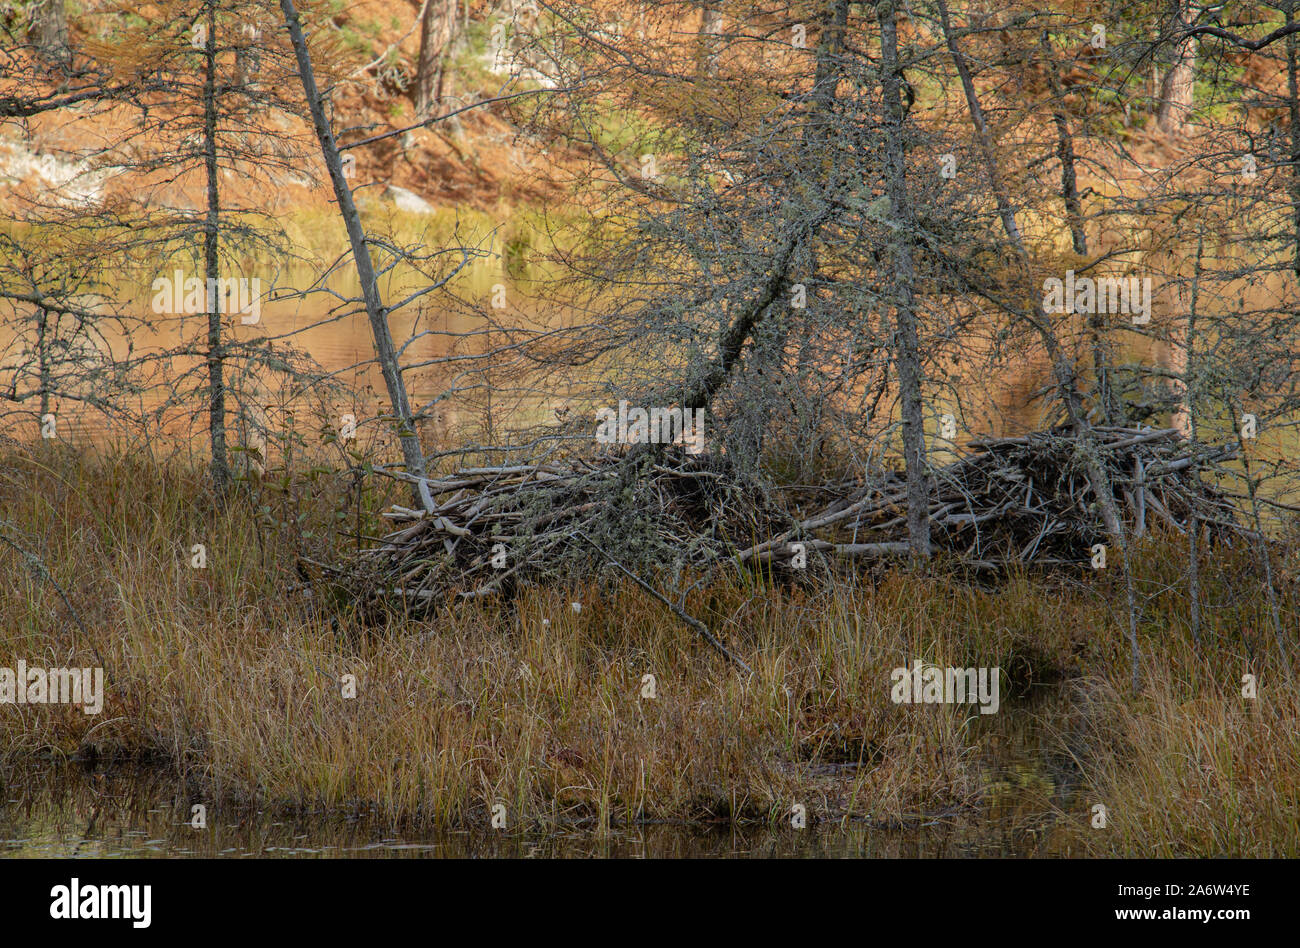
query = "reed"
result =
(1, 445, 1296, 853)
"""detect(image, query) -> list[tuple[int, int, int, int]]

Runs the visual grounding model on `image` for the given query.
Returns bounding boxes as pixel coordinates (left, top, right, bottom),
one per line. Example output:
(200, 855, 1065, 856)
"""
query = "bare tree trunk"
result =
(32, 0, 68, 62)
(280, 0, 430, 503)
(1040, 31, 1115, 424)
(1185, 236, 1204, 646)
(1287, 5, 1300, 275)
(698, 2, 723, 75)
(415, 0, 458, 118)
(202, 1, 231, 496)
(877, 0, 930, 558)
(938, 0, 1119, 535)
(678, 1, 843, 421)
(812, 0, 848, 113)
(1231, 399, 1292, 674)
(683, 225, 817, 414)
(1157, 0, 1198, 136)
(1041, 34, 1088, 258)
(36, 305, 51, 422)
(938, 0, 1139, 686)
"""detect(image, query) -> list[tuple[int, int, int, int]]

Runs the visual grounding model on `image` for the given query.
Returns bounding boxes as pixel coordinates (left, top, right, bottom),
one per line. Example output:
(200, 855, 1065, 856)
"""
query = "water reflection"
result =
(1, 688, 1086, 858)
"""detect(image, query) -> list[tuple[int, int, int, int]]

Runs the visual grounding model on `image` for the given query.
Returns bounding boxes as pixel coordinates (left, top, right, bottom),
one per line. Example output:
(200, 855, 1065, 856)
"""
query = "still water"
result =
(1, 688, 1087, 858)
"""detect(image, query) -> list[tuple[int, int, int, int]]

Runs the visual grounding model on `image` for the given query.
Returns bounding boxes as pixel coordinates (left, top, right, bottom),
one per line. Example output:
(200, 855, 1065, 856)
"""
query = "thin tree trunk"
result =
(938, 0, 1140, 686)
(1185, 236, 1203, 646)
(36, 305, 51, 421)
(280, 0, 430, 504)
(1157, 0, 1197, 136)
(202, 1, 230, 496)
(32, 0, 68, 62)
(812, 0, 848, 114)
(877, 0, 930, 558)
(415, 0, 457, 118)
(1041, 33, 1088, 258)
(679, 0, 843, 419)
(1228, 395, 1292, 673)
(683, 223, 818, 414)
(938, 0, 1119, 536)
(1287, 5, 1300, 275)
(1041, 31, 1115, 422)
(698, 2, 723, 76)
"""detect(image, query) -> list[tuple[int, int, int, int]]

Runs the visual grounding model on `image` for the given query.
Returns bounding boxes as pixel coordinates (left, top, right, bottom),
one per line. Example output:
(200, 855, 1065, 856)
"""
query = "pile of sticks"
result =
(342, 426, 1249, 608)
(349, 449, 785, 606)
(740, 426, 1247, 568)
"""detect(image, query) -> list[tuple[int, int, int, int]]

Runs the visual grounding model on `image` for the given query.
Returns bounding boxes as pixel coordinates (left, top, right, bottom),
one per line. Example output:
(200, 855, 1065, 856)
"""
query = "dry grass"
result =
(1074, 643, 1300, 857)
(1, 445, 1297, 853)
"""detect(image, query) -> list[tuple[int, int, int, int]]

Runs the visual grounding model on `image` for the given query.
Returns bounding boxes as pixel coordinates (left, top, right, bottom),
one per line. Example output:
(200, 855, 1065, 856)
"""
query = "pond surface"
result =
(1, 688, 1086, 858)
